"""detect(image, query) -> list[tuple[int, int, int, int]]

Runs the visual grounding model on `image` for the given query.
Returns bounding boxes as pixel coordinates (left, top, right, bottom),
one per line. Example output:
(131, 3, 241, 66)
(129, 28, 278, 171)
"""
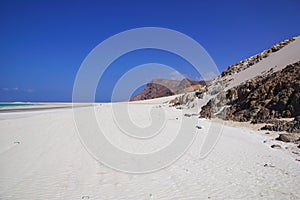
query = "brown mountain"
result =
(130, 78, 206, 101)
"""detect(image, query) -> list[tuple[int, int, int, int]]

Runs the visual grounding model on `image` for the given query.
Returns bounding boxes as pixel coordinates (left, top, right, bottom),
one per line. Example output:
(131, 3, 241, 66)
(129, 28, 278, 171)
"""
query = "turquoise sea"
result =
(0, 103, 35, 107)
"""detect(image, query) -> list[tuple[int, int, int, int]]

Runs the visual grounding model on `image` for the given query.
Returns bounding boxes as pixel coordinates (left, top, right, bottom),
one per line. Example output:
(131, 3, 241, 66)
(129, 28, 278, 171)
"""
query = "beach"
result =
(0, 102, 299, 199)
(1, 1, 300, 199)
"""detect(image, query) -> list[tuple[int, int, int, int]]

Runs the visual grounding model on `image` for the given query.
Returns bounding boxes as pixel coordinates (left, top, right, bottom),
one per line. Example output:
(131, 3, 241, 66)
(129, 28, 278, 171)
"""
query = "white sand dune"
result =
(0, 103, 299, 199)
(211, 36, 300, 91)
(229, 36, 300, 88)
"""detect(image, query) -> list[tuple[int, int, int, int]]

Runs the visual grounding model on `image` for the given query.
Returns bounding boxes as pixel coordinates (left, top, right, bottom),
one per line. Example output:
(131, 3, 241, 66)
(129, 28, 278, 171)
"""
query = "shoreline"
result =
(0, 103, 93, 113)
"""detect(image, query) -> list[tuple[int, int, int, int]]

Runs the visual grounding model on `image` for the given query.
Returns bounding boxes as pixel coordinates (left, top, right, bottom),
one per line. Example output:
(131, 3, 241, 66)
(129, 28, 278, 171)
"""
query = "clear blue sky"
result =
(1, 0, 299, 102)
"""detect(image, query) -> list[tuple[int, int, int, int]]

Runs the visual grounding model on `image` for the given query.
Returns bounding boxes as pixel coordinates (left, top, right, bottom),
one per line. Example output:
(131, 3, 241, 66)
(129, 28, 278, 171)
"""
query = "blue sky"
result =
(0, 0, 299, 102)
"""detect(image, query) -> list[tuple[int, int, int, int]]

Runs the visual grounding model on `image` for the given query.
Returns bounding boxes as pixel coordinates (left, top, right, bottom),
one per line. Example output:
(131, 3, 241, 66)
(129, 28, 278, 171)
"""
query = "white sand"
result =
(1, 36, 300, 199)
(0, 103, 299, 199)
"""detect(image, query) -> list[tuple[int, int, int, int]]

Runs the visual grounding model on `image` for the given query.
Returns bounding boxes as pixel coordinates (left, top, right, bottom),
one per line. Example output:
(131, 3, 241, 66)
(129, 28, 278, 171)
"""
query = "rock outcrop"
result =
(261, 116, 300, 133)
(200, 61, 300, 123)
(169, 93, 197, 108)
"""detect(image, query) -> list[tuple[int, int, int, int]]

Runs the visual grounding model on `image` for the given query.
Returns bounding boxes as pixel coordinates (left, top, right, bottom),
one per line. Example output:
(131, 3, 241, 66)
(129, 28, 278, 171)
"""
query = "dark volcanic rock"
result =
(200, 61, 300, 124)
(261, 117, 300, 133)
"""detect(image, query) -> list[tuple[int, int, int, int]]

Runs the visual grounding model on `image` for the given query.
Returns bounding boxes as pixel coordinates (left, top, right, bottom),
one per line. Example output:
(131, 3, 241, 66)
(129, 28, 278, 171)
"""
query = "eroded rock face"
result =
(200, 61, 300, 124)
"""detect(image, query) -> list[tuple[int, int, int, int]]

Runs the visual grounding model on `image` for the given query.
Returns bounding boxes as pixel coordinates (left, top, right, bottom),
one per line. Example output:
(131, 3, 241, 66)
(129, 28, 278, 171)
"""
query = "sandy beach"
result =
(0, 102, 299, 199)
(1, 1, 300, 199)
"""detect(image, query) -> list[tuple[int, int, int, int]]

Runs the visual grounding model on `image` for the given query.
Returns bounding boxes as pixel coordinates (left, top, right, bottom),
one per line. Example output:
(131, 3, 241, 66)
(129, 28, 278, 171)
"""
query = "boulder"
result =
(271, 144, 282, 149)
(276, 134, 300, 142)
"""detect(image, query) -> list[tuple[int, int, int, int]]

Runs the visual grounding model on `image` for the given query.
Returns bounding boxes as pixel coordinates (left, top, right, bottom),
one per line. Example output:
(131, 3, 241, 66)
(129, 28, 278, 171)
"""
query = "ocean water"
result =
(0, 103, 35, 107)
